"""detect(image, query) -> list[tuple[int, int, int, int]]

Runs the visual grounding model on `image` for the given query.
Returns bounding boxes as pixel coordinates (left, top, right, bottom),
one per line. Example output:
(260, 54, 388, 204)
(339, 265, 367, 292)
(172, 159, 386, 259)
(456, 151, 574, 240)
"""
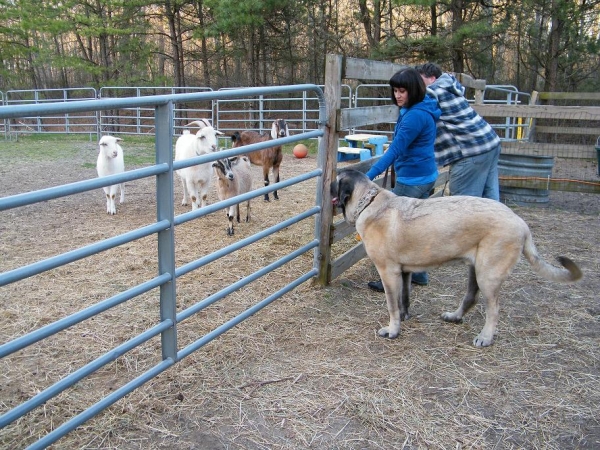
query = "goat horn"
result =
(186, 119, 212, 129)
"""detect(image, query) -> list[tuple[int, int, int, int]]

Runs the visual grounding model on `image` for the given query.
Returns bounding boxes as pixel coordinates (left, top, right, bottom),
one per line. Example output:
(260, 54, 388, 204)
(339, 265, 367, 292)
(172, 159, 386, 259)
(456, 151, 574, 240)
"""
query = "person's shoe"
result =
(367, 280, 384, 292)
(411, 273, 429, 286)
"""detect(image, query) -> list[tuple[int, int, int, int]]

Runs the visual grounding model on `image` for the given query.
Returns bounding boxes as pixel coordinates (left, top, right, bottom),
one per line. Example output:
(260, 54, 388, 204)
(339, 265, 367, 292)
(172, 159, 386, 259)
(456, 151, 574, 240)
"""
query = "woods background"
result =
(1, 0, 599, 94)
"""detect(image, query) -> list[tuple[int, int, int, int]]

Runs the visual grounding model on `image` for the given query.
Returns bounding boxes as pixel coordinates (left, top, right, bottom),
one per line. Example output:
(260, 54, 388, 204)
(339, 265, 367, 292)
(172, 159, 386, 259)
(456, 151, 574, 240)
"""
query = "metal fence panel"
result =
(215, 85, 351, 139)
(0, 84, 326, 448)
(4, 88, 98, 137)
(98, 86, 214, 136)
(483, 85, 532, 140)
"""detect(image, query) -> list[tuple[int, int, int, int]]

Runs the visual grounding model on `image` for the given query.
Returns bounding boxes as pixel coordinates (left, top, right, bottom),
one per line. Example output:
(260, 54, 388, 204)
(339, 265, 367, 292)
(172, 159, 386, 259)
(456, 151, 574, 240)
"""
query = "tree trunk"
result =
(430, 3, 437, 36)
(543, 0, 563, 92)
(450, 0, 464, 74)
(195, 0, 211, 86)
(54, 36, 69, 88)
(165, 0, 185, 87)
(260, 25, 267, 86)
(358, 0, 382, 49)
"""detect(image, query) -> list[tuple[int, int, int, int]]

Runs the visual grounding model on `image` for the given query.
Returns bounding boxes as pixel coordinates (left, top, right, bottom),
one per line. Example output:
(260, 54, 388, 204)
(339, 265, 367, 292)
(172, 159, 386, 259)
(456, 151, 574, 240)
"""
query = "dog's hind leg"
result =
(442, 265, 479, 323)
(472, 281, 502, 347)
(471, 262, 512, 347)
(470, 244, 519, 347)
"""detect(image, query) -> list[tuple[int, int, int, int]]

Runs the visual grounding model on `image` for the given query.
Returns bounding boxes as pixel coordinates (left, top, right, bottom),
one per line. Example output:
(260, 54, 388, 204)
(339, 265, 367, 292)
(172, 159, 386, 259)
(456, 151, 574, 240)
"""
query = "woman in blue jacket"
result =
(366, 67, 441, 290)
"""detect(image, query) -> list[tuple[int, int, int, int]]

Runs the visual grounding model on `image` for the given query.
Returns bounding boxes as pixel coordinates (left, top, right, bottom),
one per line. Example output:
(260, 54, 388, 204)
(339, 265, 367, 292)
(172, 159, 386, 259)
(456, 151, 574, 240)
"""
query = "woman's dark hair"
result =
(415, 63, 443, 79)
(389, 68, 426, 108)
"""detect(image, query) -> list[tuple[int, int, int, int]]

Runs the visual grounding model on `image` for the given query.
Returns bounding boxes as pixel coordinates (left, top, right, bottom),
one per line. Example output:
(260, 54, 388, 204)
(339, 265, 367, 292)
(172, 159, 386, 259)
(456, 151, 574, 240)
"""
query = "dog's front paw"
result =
(473, 333, 494, 347)
(441, 311, 463, 323)
(377, 326, 399, 339)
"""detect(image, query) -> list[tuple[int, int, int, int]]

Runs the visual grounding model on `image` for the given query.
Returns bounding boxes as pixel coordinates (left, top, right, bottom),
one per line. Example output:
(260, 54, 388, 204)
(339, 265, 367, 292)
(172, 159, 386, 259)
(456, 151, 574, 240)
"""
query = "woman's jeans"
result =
(393, 180, 435, 199)
(392, 179, 435, 285)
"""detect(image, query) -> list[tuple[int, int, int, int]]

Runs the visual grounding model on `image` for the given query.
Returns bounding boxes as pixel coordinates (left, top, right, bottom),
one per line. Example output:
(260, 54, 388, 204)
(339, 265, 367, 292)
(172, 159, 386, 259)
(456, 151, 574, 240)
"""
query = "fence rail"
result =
(473, 104, 600, 159)
(473, 96, 600, 194)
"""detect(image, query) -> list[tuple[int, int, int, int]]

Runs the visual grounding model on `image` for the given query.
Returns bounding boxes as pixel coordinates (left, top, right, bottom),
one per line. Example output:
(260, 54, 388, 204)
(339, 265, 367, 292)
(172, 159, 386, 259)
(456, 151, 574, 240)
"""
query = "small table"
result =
(345, 134, 388, 156)
(337, 133, 389, 162)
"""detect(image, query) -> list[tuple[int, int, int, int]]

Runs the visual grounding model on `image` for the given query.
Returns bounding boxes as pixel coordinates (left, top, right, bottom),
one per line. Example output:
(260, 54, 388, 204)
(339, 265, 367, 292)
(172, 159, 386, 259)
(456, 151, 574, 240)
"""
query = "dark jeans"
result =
(448, 145, 500, 200)
(393, 180, 435, 199)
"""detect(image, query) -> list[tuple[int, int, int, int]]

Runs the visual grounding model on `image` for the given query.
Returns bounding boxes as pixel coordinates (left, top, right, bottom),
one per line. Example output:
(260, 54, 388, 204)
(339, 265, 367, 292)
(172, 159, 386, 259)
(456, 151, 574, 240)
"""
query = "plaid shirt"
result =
(427, 73, 500, 167)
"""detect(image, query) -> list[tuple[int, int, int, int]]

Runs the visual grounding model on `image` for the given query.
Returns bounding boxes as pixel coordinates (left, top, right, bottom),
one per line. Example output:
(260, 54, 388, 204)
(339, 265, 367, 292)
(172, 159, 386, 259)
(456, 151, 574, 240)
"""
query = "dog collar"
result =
(352, 187, 379, 222)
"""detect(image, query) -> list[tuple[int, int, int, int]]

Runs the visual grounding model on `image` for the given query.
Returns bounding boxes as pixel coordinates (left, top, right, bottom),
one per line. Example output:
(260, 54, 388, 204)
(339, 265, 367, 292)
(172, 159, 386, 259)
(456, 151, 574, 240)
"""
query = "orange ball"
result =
(293, 143, 308, 159)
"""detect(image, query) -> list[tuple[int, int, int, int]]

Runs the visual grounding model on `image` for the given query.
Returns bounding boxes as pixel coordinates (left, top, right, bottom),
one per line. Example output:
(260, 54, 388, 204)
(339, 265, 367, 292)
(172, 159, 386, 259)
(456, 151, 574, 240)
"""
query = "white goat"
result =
(212, 156, 252, 236)
(175, 119, 223, 210)
(96, 135, 125, 215)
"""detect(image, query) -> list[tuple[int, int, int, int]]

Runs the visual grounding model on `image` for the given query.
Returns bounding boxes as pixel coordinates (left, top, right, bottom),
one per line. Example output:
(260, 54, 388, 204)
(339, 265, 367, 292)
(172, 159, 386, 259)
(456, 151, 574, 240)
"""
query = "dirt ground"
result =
(0, 138, 599, 449)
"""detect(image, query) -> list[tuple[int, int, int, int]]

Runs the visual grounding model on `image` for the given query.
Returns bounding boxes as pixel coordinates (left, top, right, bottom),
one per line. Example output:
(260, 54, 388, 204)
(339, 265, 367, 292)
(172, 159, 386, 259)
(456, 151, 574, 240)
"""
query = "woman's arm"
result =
(365, 110, 426, 180)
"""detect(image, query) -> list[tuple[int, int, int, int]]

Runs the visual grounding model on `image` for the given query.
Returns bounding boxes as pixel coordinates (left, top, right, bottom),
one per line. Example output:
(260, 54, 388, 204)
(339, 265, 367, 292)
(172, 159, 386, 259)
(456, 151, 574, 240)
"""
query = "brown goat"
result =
(231, 119, 289, 201)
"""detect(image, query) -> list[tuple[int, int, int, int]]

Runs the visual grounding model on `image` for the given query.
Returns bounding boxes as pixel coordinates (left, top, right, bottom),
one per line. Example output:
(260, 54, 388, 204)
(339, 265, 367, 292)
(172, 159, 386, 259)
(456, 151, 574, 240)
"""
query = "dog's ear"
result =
(330, 177, 339, 201)
(337, 174, 354, 207)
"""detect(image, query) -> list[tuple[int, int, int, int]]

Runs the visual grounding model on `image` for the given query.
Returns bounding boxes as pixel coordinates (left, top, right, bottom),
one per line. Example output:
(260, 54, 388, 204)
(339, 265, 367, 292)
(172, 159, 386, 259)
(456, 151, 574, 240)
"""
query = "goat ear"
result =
(271, 121, 278, 140)
(115, 137, 123, 142)
(212, 161, 219, 168)
(215, 130, 224, 135)
(228, 156, 238, 164)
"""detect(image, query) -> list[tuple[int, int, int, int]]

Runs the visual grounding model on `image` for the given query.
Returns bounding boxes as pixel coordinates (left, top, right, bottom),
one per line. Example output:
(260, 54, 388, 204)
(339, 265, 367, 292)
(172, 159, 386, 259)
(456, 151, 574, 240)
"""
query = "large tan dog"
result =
(330, 169, 582, 347)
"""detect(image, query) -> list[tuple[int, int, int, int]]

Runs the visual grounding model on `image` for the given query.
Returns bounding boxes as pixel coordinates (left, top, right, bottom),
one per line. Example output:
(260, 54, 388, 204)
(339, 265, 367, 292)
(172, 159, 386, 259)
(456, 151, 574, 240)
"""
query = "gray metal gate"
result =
(4, 88, 99, 137)
(0, 85, 327, 449)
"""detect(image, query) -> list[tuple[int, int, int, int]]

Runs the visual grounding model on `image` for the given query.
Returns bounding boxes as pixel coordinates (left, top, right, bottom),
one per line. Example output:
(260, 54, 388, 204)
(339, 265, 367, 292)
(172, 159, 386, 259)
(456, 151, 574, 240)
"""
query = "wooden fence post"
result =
(315, 54, 343, 286)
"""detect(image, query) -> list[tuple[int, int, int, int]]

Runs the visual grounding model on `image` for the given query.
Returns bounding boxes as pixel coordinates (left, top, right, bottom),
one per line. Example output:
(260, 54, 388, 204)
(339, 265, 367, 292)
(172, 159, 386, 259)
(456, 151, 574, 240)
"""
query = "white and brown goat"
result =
(212, 156, 253, 236)
(230, 119, 289, 201)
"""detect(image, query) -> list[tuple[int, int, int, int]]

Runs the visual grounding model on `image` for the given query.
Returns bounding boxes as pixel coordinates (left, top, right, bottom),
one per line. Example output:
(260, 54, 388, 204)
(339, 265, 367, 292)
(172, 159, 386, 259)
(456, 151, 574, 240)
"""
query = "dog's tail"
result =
(522, 231, 582, 283)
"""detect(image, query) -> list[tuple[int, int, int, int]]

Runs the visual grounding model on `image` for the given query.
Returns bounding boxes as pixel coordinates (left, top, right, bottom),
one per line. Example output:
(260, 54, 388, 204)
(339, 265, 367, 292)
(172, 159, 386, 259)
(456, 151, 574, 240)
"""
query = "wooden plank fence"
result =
(316, 55, 600, 285)
(473, 104, 600, 159)
(473, 92, 600, 194)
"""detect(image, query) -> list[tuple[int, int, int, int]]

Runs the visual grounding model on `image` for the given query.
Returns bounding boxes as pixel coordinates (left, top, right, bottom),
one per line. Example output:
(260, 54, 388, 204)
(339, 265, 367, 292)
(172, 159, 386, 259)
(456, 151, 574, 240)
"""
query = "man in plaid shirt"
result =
(416, 63, 501, 200)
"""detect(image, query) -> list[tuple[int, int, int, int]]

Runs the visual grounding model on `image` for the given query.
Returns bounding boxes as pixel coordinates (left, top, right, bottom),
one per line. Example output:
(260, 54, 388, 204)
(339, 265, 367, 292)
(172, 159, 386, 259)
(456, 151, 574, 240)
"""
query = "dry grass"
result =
(0, 138, 599, 449)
